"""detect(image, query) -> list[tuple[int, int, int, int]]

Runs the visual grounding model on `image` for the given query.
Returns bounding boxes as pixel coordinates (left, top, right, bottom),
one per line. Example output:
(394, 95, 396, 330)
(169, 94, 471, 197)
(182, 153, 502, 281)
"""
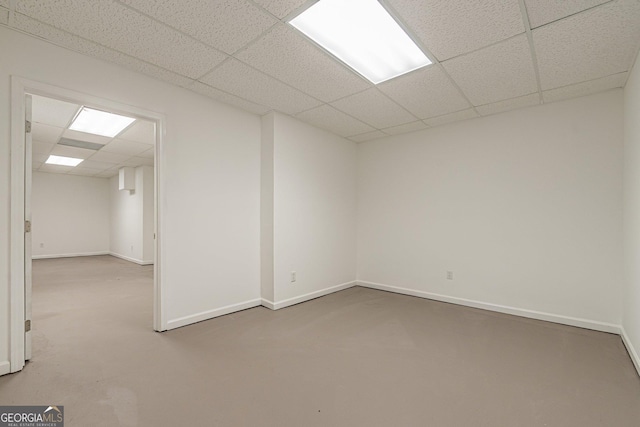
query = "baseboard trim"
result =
(166, 298, 262, 330)
(621, 327, 640, 377)
(109, 252, 153, 265)
(263, 281, 357, 310)
(32, 251, 109, 260)
(0, 361, 10, 376)
(357, 281, 621, 334)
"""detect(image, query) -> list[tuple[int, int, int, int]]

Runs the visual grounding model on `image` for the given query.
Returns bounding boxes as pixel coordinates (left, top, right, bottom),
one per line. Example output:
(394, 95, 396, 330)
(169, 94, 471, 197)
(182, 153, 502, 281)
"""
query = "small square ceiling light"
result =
(45, 155, 84, 167)
(289, 0, 432, 84)
(69, 107, 136, 138)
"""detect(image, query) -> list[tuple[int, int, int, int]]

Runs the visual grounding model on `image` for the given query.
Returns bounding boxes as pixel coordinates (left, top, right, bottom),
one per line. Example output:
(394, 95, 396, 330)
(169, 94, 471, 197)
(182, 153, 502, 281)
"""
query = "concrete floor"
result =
(0, 255, 639, 426)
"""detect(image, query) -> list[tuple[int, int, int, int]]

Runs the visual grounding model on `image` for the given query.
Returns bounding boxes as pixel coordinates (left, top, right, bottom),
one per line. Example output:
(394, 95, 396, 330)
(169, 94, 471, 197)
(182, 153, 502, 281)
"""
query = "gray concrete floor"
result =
(0, 255, 639, 426)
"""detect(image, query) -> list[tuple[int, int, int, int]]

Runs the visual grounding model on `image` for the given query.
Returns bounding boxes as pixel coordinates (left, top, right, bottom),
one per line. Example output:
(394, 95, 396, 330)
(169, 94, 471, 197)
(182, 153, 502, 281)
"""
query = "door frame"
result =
(9, 76, 167, 373)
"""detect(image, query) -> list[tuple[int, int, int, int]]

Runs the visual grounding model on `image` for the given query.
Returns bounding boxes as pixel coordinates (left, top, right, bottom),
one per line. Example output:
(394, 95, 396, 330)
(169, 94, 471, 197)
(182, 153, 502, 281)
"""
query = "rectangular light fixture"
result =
(69, 107, 136, 138)
(289, 0, 432, 84)
(45, 155, 84, 167)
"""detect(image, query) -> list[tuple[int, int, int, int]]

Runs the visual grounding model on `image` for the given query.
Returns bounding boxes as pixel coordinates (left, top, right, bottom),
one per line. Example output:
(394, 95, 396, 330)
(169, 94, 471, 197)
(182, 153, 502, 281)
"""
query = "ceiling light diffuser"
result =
(45, 155, 84, 167)
(289, 0, 432, 84)
(69, 107, 136, 138)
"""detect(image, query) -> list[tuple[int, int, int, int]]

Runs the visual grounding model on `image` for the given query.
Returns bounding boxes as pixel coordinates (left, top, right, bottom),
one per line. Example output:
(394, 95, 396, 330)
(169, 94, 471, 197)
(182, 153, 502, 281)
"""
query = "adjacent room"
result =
(1, 0, 639, 426)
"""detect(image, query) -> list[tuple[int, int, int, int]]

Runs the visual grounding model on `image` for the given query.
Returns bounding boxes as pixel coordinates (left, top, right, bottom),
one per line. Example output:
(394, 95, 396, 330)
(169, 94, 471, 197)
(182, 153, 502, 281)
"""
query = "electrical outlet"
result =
(291, 271, 296, 283)
(446, 271, 454, 280)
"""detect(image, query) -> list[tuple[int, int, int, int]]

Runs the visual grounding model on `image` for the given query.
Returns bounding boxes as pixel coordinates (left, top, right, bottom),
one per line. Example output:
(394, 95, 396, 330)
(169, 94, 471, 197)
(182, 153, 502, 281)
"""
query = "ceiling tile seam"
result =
(373, 87, 422, 123)
(10, 13, 198, 88)
(293, 103, 376, 137)
(517, 0, 543, 104)
(226, 21, 281, 57)
(431, 62, 479, 115)
(7, 0, 15, 26)
(244, 0, 284, 21)
(542, 71, 629, 92)
(280, 0, 318, 24)
(529, 0, 616, 30)
(112, 0, 230, 56)
(440, 31, 528, 64)
(185, 80, 272, 113)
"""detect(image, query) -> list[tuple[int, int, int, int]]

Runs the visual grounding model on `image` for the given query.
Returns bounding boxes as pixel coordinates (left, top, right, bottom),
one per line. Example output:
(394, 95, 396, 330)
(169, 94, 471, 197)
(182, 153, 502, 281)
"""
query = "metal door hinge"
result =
(25, 320, 31, 332)
(25, 120, 31, 133)
(25, 220, 31, 233)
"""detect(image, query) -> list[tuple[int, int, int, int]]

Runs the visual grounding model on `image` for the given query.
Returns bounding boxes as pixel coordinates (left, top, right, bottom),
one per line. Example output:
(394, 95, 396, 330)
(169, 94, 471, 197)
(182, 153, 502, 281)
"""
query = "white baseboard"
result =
(621, 327, 640, 377)
(166, 298, 262, 330)
(109, 252, 153, 265)
(263, 281, 356, 310)
(357, 281, 621, 334)
(32, 251, 109, 260)
(0, 361, 10, 376)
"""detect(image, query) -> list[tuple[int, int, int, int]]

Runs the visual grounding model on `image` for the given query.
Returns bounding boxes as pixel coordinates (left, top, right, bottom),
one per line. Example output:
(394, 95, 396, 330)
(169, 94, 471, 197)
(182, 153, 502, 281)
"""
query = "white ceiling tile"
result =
(1, 7, 9, 26)
(87, 151, 132, 164)
(187, 81, 271, 115)
(331, 88, 416, 129)
(524, 0, 610, 28)
(253, 0, 309, 18)
(381, 121, 429, 136)
(32, 153, 49, 163)
(236, 25, 370, 102)
(120, 0, 277, 54)
(62, 129, 112, 145)
(32, 141, 55, 155)
(0, 1, 9, 8)
(138, 148, 155, 159)
(476, 93, 540, 116)
(101, 139, 152, 156)
(296, 104, 374, 137)
(32, 122, 64, 144)
(534, 0, 640, 90)
(32, 162, 43, 170)
(442, 35, 538, 105)
(542, 72, 628, 103)
(67, 167, 100, 177)
(16, 1, 227, 78)
(200, 59, 321, 115)
(77, 160, 117, 171)
(38, 164, 74, 174)
(95, 169, 120, 178)
(32, 94, 80, 127)
(121, 157, 154, 167)
(50, 145, 96, 159)
(387, 0, 524, 60)
(117, 119, 155, 144)
(423, 108, 479, 127)
(378, 66, 470, 119)
(348, 130, 388, 143)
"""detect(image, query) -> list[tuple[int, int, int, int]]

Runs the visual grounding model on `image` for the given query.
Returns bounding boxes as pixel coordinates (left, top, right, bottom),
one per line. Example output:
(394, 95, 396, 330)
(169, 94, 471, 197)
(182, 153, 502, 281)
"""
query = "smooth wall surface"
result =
(358, 90, 624, 326)
(31, 172, 110, 258)
(0, 26, 261, 369)
(623, 55, 640, 372)
(272, 113, 357, 304)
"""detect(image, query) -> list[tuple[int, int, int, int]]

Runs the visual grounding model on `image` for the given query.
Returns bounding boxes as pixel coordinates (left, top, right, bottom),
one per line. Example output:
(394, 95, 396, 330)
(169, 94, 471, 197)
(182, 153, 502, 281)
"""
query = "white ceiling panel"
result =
(200, 59, 321, 115)
(0, 7, 9, 26)
(87, 151, 132, 164)
(50, 144, 97, 159)
(348, 130, 388, 143)
(476, 93, 540, 116)
(138, 148, 155, 159)
(32, 162, 43, 171)
(32, 122, 64, 144)
(122, 156, 155, 167)
(32, 141, 55, 155)
(382, 121, 429, 135)
(542, 72, 628, 103)
(331, 88, 417, 129)
(387, 0, 524, 60)
(33, 153, 49, 163)
(102, 139, 153, 156)
(0, 0, 9, 8)
(443, 35, 538, 106)
(16, 0, 227, 79)
(62, 129, 112, 145)
(378, 66, 470, 119)
(119, 0, 277, 54)
(38, 164, 74, 174)
(67, 168, 100, 177)
(296, 104, 374, 137)
(236, 25, 370, 102)
(524, 0, 610, 28)
(253, 0, 309, 18)
(423, 108, 479, 127)
(117, 120, 155, 144)
(78, 160, 118, 171)
(32, 94, 79, 127)
(95, 169, 120, 178)
(534, 0, 640, 90)
(187, 81, 271, 115)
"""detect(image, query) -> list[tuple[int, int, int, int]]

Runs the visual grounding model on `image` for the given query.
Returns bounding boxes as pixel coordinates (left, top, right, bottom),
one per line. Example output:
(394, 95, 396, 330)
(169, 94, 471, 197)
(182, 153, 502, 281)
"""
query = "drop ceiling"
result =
(31, 94, 155, 177)
(2, 0, 639, 142)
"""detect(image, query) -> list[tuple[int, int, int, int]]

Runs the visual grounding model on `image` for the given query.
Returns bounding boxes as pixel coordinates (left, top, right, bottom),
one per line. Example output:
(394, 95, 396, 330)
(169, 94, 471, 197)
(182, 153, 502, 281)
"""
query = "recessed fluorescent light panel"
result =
(69, 107, 136, 138)
(45, 155, 84, 167)
(289, 0, 432, 84)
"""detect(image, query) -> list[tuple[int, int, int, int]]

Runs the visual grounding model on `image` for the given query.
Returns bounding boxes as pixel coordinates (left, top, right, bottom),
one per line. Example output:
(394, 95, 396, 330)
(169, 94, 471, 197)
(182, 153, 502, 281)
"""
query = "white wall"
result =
(358, 91, 624, 329)
(623, 55, 640, 374)
(31, 172, 110, 258)
(1, 26, 261, 370)
(110, 166, 154, 265)
(268, 113, 357, 307)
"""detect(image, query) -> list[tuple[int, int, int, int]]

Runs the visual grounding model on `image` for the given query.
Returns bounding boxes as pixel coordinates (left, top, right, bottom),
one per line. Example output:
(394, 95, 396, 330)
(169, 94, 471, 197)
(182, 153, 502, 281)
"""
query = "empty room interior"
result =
(1, 0, 640, 425)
